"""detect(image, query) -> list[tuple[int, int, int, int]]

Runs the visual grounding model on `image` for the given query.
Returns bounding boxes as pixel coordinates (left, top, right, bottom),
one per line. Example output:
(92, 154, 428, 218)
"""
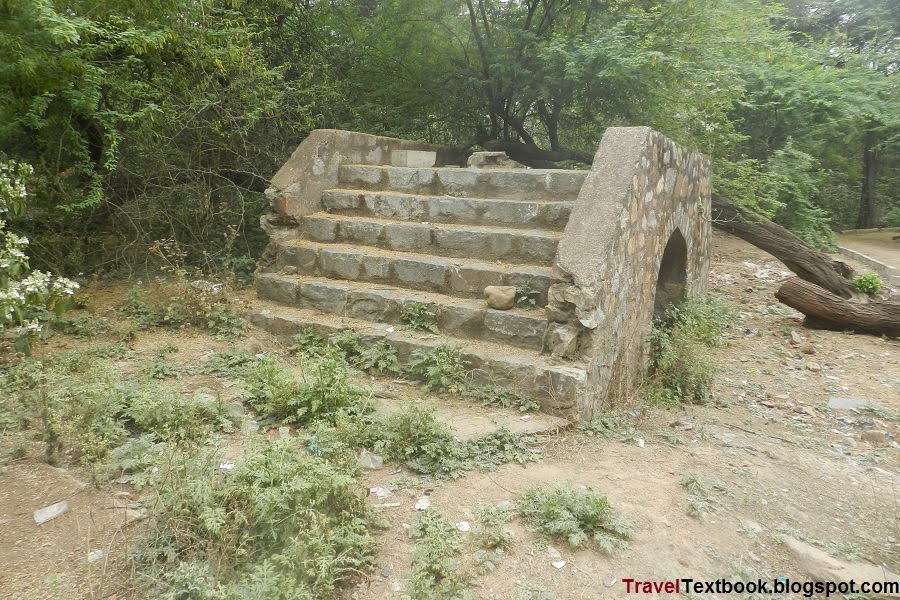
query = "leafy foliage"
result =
(134, 438, 383, 599)
(853, 271, 884, 295)
(406, 343, 469, 394)
(406, 509, 474, 600)
(400, 301, 439, 333)
(518, 481, 633, 553)
(644, 294, 739, 405)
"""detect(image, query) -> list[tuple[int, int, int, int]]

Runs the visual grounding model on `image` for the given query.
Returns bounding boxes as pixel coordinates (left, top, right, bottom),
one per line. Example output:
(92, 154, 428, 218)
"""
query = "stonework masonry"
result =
(550, 127, 711, 418)
(257, 127, 711, 420)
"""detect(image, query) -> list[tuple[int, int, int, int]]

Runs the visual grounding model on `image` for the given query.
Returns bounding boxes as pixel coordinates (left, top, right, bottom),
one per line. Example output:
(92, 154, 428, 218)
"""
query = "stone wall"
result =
(265, 129, 450, 220)
(548, 127, 711, 418)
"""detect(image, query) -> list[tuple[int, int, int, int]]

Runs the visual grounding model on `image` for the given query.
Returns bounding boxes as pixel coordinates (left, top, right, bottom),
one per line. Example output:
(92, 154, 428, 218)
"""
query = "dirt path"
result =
(839, 231, 900, 269)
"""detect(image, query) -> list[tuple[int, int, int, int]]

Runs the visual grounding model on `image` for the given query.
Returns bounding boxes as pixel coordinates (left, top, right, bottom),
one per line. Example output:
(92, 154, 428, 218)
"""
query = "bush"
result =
(643, 294, 738, 405)
(406, 343, 469, 394)
(241, 354, 369, 425)
(406, 509, 474, 599)
(853, 271, 884, 296)
(134, 438, 383, 599)
(518, 481, 632, 553)
(400, 301, 439, 333)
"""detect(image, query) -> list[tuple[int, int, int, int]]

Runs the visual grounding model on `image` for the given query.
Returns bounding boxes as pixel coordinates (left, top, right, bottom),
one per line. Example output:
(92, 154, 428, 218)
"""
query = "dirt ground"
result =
(0, 233, 897, 599)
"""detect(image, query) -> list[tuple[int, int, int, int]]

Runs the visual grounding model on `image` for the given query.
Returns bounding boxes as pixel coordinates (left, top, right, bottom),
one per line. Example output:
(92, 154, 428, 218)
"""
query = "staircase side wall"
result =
(265, 129, 448, 219)
(550, 127, 711, 418)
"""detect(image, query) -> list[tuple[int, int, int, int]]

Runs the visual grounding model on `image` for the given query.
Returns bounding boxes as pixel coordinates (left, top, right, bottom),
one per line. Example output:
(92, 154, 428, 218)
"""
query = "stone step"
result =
(337, 165, 587, 202)
(321, 189, 574, 231)
(275, 241, 554, 303)
(249, 301, 586, 416)
(300, 213, 559, 265)
(257, 274, 552, 352)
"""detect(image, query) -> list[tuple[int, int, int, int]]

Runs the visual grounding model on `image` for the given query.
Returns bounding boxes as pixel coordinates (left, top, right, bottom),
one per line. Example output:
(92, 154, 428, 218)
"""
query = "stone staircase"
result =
(253, 162, 590, 414)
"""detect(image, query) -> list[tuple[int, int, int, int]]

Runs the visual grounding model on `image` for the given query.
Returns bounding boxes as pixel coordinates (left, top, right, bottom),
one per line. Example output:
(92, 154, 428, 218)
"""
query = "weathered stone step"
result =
(275, 241, 553, 303)
(337, 164, 587, 201)
(321, 189, 574, 231)
(257, 274, 551, 352)
(249, 301, 586, 417)
(300, 213, 559, 265)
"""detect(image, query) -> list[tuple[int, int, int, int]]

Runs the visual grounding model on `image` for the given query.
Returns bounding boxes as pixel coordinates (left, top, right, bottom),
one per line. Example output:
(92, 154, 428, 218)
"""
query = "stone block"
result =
(302, 217, 338, 242)
(467, 151, 523, 169)
(429, 197, 478, 222)
(361, 254, 391, 280)
(384, 223, 432, 251)
(482, 200, 538, 226)
(392, 257, 450, 289)
(319, 249, 362, 279)
(339, 219, 384, 245)
(387, 167, 436, 192)
(436, 169, 479, 196)
(391, 150, 436, 168)
(370, 194, 425, 221)
(321, 191, 361, 212)
(449, 263, 504, 295)
(256, 274, 300, 305)
(504, 270, 550, 303)
(544, 323, 580, 358)
(277, 244, 318, 272)
(483, 311, 547, 350)
(435, 304, 483, 337)
(515, 234, 558, 263)
(299, 281, 349, 315)
(347, 289, 400, 322)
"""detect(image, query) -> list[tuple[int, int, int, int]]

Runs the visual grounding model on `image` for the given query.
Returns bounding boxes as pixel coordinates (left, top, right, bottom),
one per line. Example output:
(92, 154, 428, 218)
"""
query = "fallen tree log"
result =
(775, 277, 900, 336)
(711, 195, 857, 298)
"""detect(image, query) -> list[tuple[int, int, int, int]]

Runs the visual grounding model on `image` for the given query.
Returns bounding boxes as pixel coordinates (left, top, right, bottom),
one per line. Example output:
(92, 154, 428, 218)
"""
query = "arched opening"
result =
(653, 229, 688, 320)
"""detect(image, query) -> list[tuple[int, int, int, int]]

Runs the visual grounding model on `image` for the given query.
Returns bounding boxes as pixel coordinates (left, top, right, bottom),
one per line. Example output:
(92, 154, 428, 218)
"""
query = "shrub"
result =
(379, 404, 460, 477)
(406, 509, 474, 599)
(518, 481, 632, 553)
(643, 294, 738, 405)
(241, 354, 369, 425)
(401, 301, 439, 333)
(853, 271, 884, 296)
(125, 385, 234, 442)
(406, 343, 469, 394)
(134, 438, 383, 599)
(0, 160, 78, 349)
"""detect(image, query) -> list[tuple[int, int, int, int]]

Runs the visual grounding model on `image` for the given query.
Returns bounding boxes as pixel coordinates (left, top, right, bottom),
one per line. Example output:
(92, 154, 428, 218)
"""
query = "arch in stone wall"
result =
(653, 228, 688, 320)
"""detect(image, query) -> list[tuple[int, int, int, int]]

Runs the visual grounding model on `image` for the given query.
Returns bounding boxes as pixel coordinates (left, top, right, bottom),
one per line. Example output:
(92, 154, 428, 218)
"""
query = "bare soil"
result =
(1, 233, 897, 600)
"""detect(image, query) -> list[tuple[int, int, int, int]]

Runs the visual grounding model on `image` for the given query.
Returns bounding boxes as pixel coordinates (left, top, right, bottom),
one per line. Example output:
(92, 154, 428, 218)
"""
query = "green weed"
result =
(518, 480, 632, 553)
(406, 509, 474, 599)
(644, 294, 739, 405)
(681, 472, 731, 518)
(401, 301, 439, 333)
(853, 271, 883, 295)
(134, 438, 383, 599)
(406, 343, 469, 394)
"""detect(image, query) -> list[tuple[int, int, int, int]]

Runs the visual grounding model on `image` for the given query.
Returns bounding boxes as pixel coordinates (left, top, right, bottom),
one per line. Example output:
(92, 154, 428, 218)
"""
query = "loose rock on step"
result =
(484, 285, 517, 310)
(785, 538, 900, 599)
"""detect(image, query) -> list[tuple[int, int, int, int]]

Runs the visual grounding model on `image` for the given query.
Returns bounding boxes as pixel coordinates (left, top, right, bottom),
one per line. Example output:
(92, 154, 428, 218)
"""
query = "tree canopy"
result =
(0, 0, 897, 273)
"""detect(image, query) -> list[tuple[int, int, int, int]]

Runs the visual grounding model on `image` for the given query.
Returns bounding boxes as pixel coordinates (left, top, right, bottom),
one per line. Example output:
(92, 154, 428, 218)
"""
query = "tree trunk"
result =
(857, 125, 879, 229)
(775, 278, 900, 336)
(711, 194, 857, 298)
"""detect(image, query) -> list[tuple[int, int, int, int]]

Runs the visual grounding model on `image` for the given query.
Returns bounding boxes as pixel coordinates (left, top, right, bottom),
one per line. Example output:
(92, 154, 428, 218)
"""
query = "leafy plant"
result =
(853, 271, 884, 296)
(379, 404, 460, 477)
(515, 283, 540, 308)
(52, 314, 111, 339)
(406, 343, 469, 394)
(241, 354, 369, 425)
(140, 357, 193, 380)
(125, 385, 234, 442)
(643, 294, 739, 405)
(470, 385, 540, 413)
(473, 504, 514, 552)
(406, 509, 474, 600)
(134, 438, 383, 599)
(681, 472, 731, 518)
(288, 327, 328, 358)
(202, 349, 259, 378)
(518, 480, 632, 553)
(92, 434, 168, 489)
(401, 301, 439, 333)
